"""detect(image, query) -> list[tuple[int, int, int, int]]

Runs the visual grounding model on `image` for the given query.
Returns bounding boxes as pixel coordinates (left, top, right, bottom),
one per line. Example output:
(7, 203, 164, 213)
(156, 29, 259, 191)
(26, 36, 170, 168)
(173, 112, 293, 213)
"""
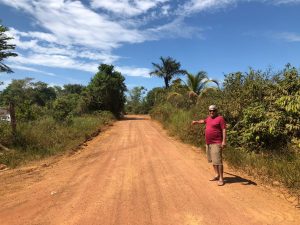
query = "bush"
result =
(0, 112, 115, 167)
(0, 121, 12, 146)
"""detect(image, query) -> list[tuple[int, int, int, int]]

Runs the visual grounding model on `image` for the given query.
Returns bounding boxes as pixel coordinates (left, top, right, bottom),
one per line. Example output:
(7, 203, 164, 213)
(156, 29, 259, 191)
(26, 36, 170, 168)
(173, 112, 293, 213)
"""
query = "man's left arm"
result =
(220, 117, 226, 148)
(222, 128, 226, 148)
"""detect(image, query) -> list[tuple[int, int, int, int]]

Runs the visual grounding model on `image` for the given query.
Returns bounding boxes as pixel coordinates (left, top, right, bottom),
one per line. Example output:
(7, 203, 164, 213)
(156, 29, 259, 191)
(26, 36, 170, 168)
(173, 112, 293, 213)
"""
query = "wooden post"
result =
(9, 102, 16, 138)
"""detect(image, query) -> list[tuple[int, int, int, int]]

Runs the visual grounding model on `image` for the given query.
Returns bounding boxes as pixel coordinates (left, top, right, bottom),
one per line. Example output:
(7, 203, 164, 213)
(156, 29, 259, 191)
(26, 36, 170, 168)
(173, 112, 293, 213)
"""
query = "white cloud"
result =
(1, 0, 146, 51)
(0, 0, 203, 78)
(10, 28, 120, 63)
(8, 64, 57, 76)
(269, 0, 300, 4)
(161, 5, 171, 15)
(179, 0, 300, 15)
(8, 52, 150, 78)
(8, 28, 57, 42)
(116, 66, 151, 78)
(0, 0, 33, 12)
(275, 32, 300, 42)
(8, 52, 99, 73)
(180, 0, 237, 14)
(145, 18, 204, 40)
(90, 0, 169, 16)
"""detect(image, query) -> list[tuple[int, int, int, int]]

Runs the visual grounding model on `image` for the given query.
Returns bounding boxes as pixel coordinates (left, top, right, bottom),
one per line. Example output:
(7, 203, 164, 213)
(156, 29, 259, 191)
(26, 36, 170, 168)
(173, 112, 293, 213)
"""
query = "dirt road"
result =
(0, 115, 299, 225)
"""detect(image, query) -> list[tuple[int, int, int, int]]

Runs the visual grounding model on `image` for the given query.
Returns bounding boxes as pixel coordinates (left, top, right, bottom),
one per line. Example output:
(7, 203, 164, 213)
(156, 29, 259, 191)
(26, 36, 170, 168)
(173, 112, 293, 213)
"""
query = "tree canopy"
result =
(150, 56, 186, 89)
(0, 22, 17, 73)
(186, 71, 219, 96)
(87, 64, 127, 117)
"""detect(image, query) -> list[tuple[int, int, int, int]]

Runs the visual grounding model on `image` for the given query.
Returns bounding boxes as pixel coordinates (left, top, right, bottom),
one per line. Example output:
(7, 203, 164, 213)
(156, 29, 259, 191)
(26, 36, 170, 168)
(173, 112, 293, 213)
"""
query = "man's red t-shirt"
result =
(204, 116, 226, 144)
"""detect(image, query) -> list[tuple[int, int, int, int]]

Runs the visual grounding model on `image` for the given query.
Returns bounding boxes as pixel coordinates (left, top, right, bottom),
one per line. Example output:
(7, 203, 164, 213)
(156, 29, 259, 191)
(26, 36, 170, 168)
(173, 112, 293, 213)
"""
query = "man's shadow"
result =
(224, 172, 257, 185)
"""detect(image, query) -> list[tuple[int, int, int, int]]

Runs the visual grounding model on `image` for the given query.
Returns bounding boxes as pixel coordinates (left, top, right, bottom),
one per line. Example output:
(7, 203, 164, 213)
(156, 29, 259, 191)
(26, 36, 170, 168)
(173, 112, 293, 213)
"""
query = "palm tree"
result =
(0, 22, 17, 73)
(186, 71, 219, 97)
(150, 57, 186, 89)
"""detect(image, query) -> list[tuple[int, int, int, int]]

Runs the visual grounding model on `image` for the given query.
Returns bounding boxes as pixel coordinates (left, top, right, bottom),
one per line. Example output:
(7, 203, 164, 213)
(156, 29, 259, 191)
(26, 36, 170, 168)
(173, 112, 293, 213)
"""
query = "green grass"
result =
(0, 112, 115, 168)
(224, 146, 300, 194)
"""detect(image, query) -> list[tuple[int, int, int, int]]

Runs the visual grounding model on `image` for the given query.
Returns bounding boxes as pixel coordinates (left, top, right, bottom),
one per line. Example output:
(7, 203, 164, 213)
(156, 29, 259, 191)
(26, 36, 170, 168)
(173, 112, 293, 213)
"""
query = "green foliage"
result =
(221, 69, 270, 126)
(145, 87, 168, 108)
(52, 94, 80, 122)
(231, 104, 287, 150)
(87, 64, 127, 117)
(0, 78, 57, 122)
(63, 84, 85, 95)
(31, 81, 56, 106)
(221, 66, 300, 152)
(126, 86, 148, 114)
(1, 78, 33, 105)
(0, 121, 12, 146)
(0, 21, 17, 73)
(150, 56, 186, 89)
(0, 113, 115, 167)
(186, 71, 219, 96)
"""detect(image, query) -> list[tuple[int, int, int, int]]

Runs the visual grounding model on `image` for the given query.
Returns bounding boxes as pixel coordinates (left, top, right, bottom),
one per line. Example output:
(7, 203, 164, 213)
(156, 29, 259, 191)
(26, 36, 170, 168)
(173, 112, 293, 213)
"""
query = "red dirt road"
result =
(0, 115, 299, 225)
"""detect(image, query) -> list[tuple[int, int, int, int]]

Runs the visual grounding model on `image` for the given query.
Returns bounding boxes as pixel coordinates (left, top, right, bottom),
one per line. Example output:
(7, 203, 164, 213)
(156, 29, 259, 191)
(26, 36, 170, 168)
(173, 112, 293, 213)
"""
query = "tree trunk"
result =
(9, 102, 16, 138)
(164, 77, 169, 89)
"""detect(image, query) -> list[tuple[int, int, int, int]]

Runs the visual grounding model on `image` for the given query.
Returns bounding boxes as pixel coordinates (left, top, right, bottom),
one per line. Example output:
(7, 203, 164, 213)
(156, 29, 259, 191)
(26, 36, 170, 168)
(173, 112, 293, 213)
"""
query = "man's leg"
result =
(213, 165, 219, 177)
(208, 145, 219, 180)
(218, 165, 223, 182)
(211, 144, 224, 185)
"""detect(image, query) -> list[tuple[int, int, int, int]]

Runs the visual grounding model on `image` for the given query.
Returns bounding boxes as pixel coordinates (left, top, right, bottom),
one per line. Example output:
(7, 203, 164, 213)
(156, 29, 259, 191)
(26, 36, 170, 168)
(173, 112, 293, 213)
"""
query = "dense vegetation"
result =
(0, 64, 127, 167)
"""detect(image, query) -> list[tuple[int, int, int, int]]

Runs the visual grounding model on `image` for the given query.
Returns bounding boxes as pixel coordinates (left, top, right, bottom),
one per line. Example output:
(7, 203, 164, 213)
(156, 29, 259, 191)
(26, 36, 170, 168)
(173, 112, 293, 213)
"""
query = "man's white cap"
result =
(208, 105, 217, 110)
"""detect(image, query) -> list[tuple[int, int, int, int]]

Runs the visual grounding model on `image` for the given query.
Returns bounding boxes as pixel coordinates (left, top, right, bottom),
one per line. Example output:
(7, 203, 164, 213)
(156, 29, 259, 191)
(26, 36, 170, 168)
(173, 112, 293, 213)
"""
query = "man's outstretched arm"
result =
(191, 119, 205, 125)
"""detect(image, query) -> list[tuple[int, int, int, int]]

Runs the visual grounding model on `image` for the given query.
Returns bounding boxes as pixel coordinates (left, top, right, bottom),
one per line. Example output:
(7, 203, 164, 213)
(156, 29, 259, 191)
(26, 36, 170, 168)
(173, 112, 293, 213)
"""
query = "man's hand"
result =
(221, 141, 226, 149)
(191, 121, 197, 125)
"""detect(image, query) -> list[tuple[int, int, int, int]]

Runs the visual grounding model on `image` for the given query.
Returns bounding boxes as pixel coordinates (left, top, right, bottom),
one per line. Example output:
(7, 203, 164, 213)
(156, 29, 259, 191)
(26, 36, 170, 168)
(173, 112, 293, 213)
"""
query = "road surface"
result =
(0, 115, 299, 225)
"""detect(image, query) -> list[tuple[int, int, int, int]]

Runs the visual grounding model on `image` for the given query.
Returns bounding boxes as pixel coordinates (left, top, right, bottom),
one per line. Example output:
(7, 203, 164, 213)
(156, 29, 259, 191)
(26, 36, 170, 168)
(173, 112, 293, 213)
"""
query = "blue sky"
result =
(0, 0, 300, 92)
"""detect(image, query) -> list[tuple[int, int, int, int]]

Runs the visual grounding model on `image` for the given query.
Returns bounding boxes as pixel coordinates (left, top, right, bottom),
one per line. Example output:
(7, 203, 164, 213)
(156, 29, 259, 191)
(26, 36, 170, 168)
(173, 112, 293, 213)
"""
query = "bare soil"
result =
(0, 115, 299, 225)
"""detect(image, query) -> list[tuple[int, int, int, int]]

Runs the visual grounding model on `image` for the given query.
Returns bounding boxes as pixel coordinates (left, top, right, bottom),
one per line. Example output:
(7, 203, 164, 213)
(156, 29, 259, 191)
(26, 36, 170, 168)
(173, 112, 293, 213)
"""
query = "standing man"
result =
(192, 105, 226, 186)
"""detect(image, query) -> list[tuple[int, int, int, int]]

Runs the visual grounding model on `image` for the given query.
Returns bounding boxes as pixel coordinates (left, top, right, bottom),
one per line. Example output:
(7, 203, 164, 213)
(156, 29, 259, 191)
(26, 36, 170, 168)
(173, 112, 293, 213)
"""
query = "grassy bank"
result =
(150, 104, 300, 194)
(0, 111, 115, 168)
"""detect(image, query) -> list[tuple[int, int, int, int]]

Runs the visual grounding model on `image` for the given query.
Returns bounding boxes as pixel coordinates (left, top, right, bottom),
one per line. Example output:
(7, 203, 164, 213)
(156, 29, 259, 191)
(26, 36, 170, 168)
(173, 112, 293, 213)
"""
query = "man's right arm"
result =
(191, 119, 205, 125)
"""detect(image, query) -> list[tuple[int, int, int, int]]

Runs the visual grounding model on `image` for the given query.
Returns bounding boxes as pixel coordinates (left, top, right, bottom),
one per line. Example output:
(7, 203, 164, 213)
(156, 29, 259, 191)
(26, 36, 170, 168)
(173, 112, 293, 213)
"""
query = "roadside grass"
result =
(225, 147, 300, 194)
(151, 103, 300, 194)
(0, 112, 115, 168)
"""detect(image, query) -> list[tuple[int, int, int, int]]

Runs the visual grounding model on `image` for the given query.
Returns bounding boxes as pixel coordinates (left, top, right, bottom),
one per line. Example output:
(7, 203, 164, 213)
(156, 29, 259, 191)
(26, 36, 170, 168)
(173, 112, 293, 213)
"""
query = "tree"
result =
(1, 78, 33, 136)
(150, 56, 186, 89)
(185, 71, 219, 96)
(52, 94, 80, 122)
(0, 21, 17, 73)
(31, 81, 56, 106)
(63, 84, 85, 95)
(87, 64, 127, 117)
(145, 87, 167, 108)
(126, 86, 147, 114)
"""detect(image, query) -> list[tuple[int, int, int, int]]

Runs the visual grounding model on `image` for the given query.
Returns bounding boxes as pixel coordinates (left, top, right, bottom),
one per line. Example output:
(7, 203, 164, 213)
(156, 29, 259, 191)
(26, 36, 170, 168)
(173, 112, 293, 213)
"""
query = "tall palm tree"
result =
(186, 71, 219, 96)
(0, 22, 17, 73)
(150, 57, 186, 89)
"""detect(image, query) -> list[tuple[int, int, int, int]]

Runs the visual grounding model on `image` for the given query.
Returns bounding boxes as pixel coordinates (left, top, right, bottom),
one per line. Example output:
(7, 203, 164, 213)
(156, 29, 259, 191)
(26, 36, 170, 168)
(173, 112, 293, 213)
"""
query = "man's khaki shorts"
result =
(206, 144, 223, 165)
